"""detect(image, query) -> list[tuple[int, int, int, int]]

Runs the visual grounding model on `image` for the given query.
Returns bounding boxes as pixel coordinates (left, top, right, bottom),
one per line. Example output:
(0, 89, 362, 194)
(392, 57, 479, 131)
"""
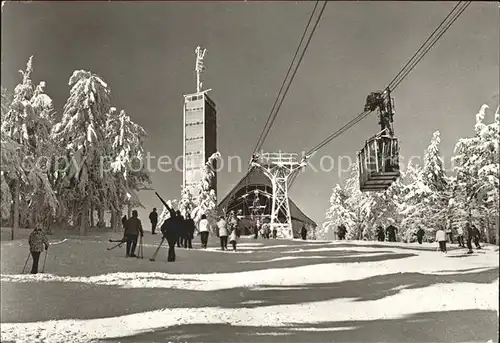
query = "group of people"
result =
(158, 209, 196, 261)
(215, 214, 240, 251)
(150, 208, 243, 260)
(435, 222, 482, 254)
(253, 222, 278, 239)
(375, 224, 398, 242)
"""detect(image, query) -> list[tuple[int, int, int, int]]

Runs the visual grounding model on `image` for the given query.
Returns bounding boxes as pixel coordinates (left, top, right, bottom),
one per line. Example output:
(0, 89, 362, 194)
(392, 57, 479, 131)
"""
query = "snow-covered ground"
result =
(1, 234, 498, 343)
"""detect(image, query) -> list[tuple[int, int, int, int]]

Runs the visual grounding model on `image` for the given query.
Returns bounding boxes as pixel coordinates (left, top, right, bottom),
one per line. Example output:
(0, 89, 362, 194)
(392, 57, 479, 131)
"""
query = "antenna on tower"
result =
(195, 46, 206, 93)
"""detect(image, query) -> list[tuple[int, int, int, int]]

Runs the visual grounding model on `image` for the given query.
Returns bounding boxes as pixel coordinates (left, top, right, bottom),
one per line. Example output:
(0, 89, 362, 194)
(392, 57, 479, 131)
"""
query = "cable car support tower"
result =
(250, 152, 307, 239)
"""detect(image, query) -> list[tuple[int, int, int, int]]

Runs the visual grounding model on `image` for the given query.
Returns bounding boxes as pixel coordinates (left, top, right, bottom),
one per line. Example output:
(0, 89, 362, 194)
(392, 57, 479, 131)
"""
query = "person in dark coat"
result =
(386, 224, 398, 242)
(161, 210, 180, 261)
(376, 226, 385, 242)
(416, 227, 425, 244)
(124, 210, 144, 257)
(471, 224, 482, 249)
(121, 215, 127, 231)
(28, 226, 49, 274)
(175, 210, 185, 248)
(337, 224, 347, 240)
(175, 210, 186, 248)
(464, 222, 474, 254)
(149, 208, 158, 235)
(301, 225, 307, 240)
(183, 213, 195, 249)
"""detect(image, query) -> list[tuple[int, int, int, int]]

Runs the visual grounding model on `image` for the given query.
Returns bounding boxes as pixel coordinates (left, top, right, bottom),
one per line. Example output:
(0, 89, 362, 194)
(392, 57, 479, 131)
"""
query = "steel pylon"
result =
(251, 152, 306, 239)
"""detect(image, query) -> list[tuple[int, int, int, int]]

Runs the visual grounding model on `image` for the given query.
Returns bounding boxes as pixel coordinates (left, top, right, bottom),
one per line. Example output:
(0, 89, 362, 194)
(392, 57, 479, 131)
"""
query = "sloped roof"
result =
(217, 166, 317, 227)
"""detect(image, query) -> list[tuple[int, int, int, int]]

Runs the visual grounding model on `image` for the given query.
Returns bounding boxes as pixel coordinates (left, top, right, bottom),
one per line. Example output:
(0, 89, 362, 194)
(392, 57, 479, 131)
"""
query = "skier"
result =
(385, 223, 398, 242)
(198, 214, 210, 249)
(337, 224, 347, 240)
(301, 225, 307, 240)
(124, 210, 144, 258)
(176, 210, 186, 248)
(416, 227, 425, 244)
(435, 227, 447, 253)
(471, 224, 482, 249)
(28, 226, 49, 274)
(464, 222, 474, 254)
(217, 215, 229, 250)
(161, 211, 179, 261)
(456, 225, 465, 247)
(376, 226, 385, 242)
(183, 213, 195, 249)
(149, 208, 158, 235)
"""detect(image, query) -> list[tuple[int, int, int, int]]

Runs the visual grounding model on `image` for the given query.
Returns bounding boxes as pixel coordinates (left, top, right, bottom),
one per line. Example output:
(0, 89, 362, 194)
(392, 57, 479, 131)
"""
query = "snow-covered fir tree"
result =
(321, 184, 355, 240)
(453, 104, 499, 243)
(178, 185, 195, 217)
(191, 151, 220, 229)
(393, 162, 423, 241)
(402, 131, 450, 240)
(105, 107, 151, 227)
(343, 161, 373, 240)
(1, 57, 58, 232)
(51, 70, 113, 234)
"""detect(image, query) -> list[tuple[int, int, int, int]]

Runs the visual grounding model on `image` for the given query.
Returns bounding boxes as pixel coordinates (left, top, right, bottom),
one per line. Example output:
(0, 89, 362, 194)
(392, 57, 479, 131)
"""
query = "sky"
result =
(1, 1, 498, 225)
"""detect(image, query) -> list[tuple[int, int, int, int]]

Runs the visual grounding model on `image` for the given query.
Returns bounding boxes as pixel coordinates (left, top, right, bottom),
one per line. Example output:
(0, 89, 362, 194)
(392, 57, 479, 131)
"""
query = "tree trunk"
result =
(80, 198, 89, 235)
(127, 203, 132, 218)
(72, 206, 78, 229)
(12, 179, 20, 240)
(97, 208, 105, 228)
(111, 209, 116, 232)
(90, 204, 95, 228)
(484, 215, 490, 243)
(496, 214, 499, 246)
(46, 210, 52, 235)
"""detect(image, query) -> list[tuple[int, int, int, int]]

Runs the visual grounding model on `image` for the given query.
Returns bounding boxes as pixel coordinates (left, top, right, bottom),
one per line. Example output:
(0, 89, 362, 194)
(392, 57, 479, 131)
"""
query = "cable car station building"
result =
(217, 164, 317, 239)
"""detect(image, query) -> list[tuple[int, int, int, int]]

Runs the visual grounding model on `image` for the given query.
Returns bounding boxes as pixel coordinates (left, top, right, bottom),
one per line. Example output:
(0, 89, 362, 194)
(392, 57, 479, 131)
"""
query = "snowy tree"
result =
(191, 151, 220, 229)
(178, 185, 195, 217)
(453, 104, 499, 243)
(321, 184, 355, 240)
(342, 162, 374, 240)
(1, 57, 58, 237)
(51, 70, 112, 235)
(392, 162, 423, 241)
(105, 107, 151, 228)
(402, 131, 450, 240)
(331, 159, 412, 241)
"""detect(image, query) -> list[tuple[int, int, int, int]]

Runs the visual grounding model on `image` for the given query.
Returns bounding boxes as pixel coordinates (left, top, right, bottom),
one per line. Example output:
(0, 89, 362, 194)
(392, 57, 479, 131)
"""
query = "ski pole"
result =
(21, 253, 30, 274)
(41, 250, 48, 273)
(137, 235, 144, 259)
(107, 242, 124, 251)
(150, 237, 165, 261)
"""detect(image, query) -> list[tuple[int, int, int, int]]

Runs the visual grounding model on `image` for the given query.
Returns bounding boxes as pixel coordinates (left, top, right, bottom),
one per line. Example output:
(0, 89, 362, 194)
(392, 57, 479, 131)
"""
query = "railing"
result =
(256, 152, 300, 165)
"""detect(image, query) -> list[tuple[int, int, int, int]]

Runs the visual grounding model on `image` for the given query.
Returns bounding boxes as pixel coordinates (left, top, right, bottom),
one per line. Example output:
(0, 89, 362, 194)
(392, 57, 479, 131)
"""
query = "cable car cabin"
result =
(358, 134, 400, 192)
